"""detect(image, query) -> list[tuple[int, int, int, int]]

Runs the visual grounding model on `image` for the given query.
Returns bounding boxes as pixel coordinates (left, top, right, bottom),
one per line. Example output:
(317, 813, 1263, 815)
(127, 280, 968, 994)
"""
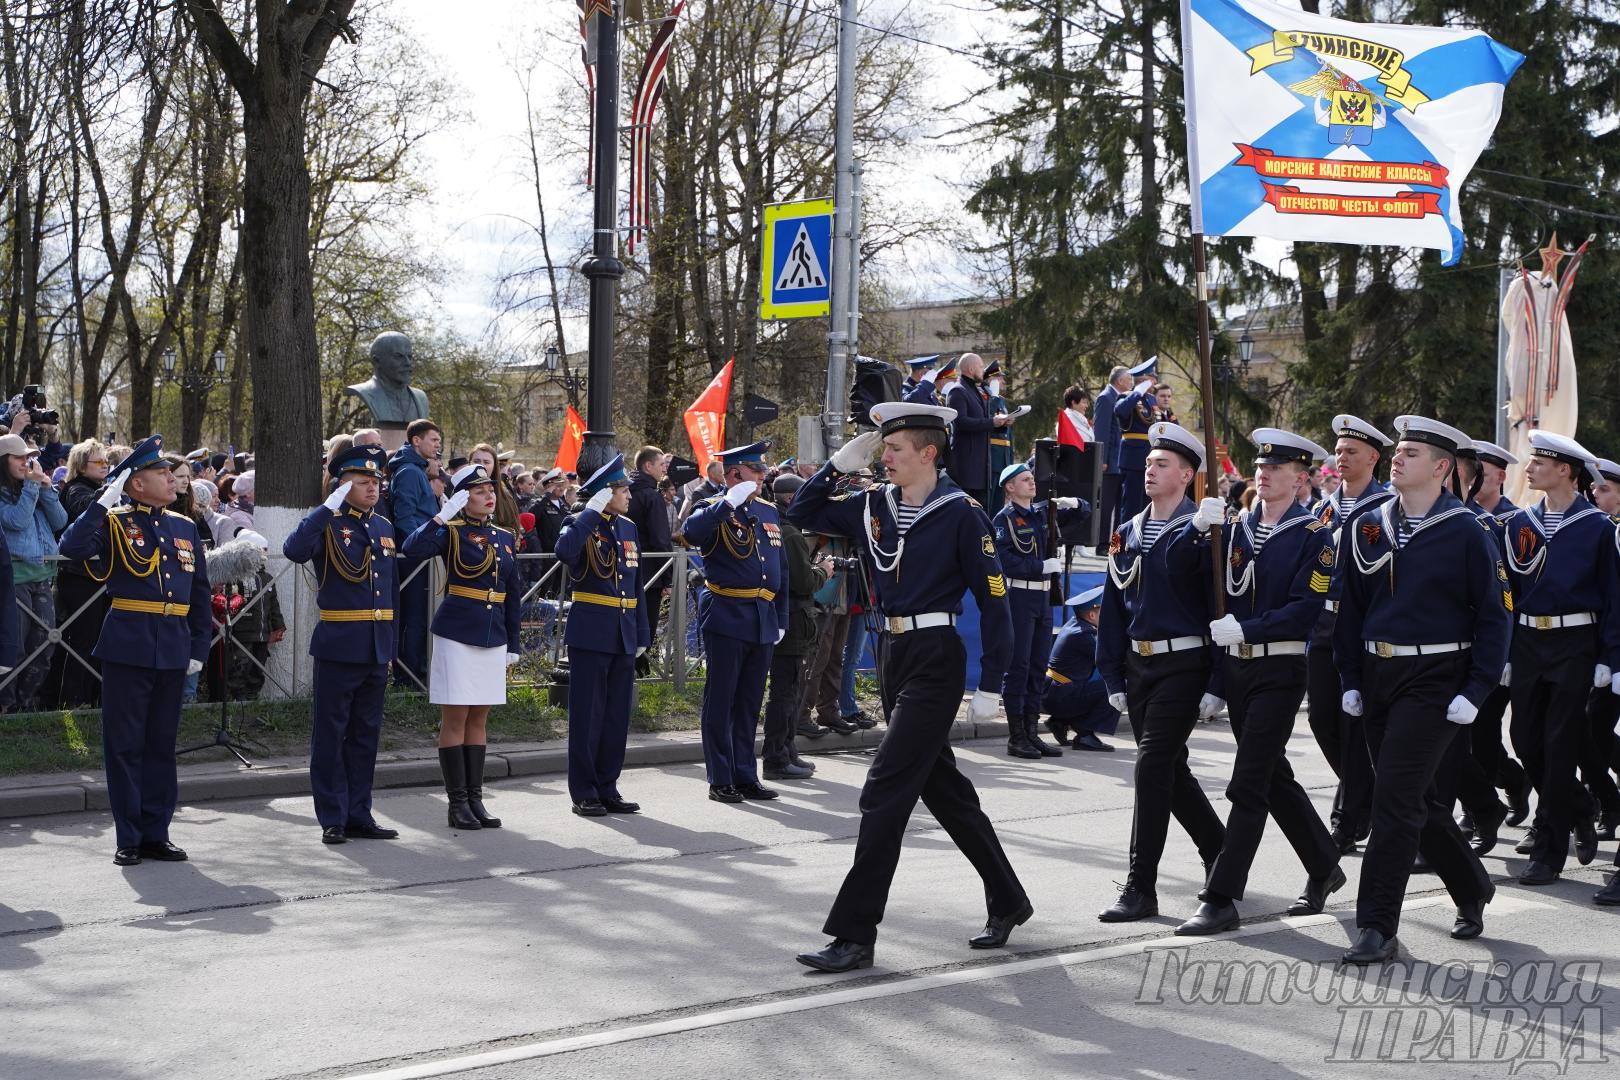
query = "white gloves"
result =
(186, 659, 203, 676)
(1612, 671, 1620, 697)
(1445, 694, 1478, 725)
(97, 470, 129, 509)
(831, 430, 883, 473)
(1053, 497, 1080, 510)
(586, 487, 614, 514)
(967, 689, 1000, 723)
(1197, 693, 1225, 720)
(1342, 690, 1363, 717)
(1209, 614, 1245, 647)
(436, 489, 470, 523)
(775, 628, 786, 644)
(1193, 496, 1225, 533)
(506, 653, 520, 666)
(636, 645, 648, 657)
(723, 480, 757, 507)
(1500, 663, 1512, 687)
(1041, 557, 1062, 575)
(323, 480, 352, 512)
(1596, 664, 1613, 689)
(922, 365, 944, 384)
(0, 665, 13, 675)
(1108, 692, 1128, 714)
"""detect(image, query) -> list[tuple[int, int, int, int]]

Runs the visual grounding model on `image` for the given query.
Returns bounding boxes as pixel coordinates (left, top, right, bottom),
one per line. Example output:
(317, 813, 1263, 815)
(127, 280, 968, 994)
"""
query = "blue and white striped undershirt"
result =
(1141, 518, 1167, 549)
(1397, 514, 1423, 544)
(1252, 520, 1274, 554)
(895, 502, 922, 536)
(1543, 509, 1564, 535)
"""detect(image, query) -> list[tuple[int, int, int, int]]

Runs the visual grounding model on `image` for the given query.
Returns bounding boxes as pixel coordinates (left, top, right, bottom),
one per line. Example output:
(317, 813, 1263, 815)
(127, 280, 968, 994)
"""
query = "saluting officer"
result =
(788, 402, 1025, 973)
(1110, 358, 1159, 525)
(59, 435, 212, 866)
(901, 355, 942, 403)
(554, 454, 650, 817)
(992, 461, 1084, 759)
(282, 444, 401, 844)
(1095, 421, 1227, 923)
(1177, 429, 1343, 936)
(1334, 416, 1507, 964)
(1307, 414, 1395, 854)
(682, 442, 790, 804)
(1498, 431, 1620, 887)
(1041, 585, 1120, 753)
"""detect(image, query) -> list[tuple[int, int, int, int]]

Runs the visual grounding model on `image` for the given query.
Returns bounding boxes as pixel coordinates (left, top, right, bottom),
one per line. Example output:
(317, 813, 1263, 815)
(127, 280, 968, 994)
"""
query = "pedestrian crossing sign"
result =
(761, 198, 834, 319)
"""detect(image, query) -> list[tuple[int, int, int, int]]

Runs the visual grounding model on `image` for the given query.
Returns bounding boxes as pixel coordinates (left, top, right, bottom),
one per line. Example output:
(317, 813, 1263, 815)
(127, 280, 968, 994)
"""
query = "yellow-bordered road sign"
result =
(761, 198, 834, 320)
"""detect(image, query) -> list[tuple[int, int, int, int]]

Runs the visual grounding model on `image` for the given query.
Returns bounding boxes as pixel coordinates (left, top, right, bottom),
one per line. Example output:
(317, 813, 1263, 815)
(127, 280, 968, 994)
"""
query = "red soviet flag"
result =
(555, 405, 586, 472)
(683, 359, 734, 471)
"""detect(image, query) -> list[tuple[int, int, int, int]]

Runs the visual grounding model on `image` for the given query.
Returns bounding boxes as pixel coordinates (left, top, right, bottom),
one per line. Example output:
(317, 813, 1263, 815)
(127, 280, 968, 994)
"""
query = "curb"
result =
(0, 718, 1012, 820)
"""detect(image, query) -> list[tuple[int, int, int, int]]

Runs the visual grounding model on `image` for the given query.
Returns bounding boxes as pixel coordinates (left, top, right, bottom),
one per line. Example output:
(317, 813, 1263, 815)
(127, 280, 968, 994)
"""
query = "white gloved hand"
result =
(636, 645, 648, 658)
(1053, 496, 1080, 510)
(186, 659, 203, 676)
(323, 480, 352, 513)
(586, 487, 614, 514)
(436, 489, 470, 523)
(1596, 664, 1613, 689)
(775, 628, 786, 644)
(1445, 694, 1478, 725)
(0, 665, 13, 675)
(831, 430, 883, 473)
(1501, 663, 1512, 687)
(1197, 693, 1225, 720)
(1341, 690, 1363, 717)
(1041, 557, 1062, 574)
(922, 365, 944, 384)
(1193, 496, 1225, 533)
(506, 652, 520, 666)
(1108, 692, 1128, 714)
(967, 689, 1000, 724)
(96, 470, 129, 509)
(1209, 614, 1245, 647)
(1611, 671, 1620, 697)
(723, 480, 757, 507)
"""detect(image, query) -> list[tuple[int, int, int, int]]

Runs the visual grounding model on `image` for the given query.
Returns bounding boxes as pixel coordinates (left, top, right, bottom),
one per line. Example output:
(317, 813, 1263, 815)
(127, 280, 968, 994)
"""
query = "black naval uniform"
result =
(787, 463, 1025, 947)
(1335, 491, 1508, 941)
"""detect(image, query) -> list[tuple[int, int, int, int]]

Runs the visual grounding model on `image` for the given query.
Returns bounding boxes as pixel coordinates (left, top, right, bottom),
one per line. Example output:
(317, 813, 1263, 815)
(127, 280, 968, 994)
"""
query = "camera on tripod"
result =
(14, 385, 59, 439)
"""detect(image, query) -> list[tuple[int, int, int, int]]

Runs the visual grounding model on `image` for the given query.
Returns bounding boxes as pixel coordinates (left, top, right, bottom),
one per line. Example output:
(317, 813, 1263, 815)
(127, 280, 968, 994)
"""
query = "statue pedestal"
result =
(376, 424, 408, 453)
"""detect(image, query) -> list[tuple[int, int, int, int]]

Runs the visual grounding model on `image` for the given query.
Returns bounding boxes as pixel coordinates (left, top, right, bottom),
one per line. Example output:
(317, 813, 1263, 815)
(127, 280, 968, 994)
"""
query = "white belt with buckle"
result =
(1517, 612, 1597, 630)
(1007, 578, 1047, 591)
(885, 612, 956, 635)
(1130, 635, 1209, 657)
(1224, 641, 1307, 659)
(1364, 641, 1472, 658)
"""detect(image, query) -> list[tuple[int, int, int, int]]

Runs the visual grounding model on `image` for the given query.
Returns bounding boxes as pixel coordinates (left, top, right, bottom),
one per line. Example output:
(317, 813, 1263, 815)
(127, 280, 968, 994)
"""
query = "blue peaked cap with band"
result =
(1066, 584, 1105, 610)
(328, 443, 387, 480)
(109, 434, 165, 484)
(1128, 355, 1157, 378)
(717, 441, 770, 467)
(580, 453, 627, 498)
(905, 355, 941, 370)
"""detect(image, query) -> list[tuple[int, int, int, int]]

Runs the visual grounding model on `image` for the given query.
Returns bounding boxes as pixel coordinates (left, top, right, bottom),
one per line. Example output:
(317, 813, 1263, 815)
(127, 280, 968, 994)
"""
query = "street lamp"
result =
(212, 348, 227, 375)
(1239, 328, 1255, 371)
(162, 347, 177, 377)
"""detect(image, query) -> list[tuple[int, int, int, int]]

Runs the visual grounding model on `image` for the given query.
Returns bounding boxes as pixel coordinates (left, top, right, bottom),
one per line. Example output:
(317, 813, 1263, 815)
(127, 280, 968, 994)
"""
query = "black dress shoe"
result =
(969, 899, 1034, 949)
(708, 785, 743, 804)
(601, 796, 641, 814)
(1468, 801, 1509, 856)
(736, 781, 779, 801)
(1098, 885, 1158, 922)
(1575, 815, 1599, 866)
(1594, 873, 1620, 906)
(1412, 851, 1433, 874)
(1286, 865, 1348, 916)
(1045, 718, 1072, 744)
(1514, 826, 1539, 855)
(113, 847, 142, 866)
(1518, 860, 1559, 886)
(844, 710, 878, 730)
(1341, 927, 1399, 965)
(796, 721, 831, 740)
(1072, 732, 1114, 752)
(344, 822, 400, 840)
(1458, 808, 1476, 839)
(1175, 900, 1240, 936)
(822, 716, 859, 735)
(1597, 808, 1620, 842)
(796, 938, 874, 973)
(1451, 884, 1494, 940)
(322, 826, 349, 845)
(572, 799, 609, 817)
(1330, 828, 1358, 855)
(137, 841, 188, 862)
(1505, 776, 1532, 826)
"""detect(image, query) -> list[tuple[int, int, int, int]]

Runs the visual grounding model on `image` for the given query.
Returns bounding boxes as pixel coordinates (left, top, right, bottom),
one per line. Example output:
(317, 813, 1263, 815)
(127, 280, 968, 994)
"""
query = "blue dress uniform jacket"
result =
(681, 495, 790, 645)
(402, 518, 525, 649)
(1334, 491, 1512, 706)
(1093, 384, 1122, 470)
(1499, 496, 1620, 668)
(1314, 481, 1396, 612)
(1045, 618, 1101, 704)
(1112, 385, 1158, 474)
(902, 378, 940, 405)
(787, 465, 1013, 693)
(992, 500, 1084, 578)
(282, 505, 400, 665)
(1096, 500, 1215, 697)
(1224, 503, 1334, 643)
(945, 378, 995, 495)
(992, 498, 1075, 718)
(554, 507, 651, 655)
(59, 501, 213, 668)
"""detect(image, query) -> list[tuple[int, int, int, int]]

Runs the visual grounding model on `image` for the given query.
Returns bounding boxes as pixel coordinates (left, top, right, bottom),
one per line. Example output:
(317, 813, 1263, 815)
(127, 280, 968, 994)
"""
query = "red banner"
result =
(1262, 184, 1442, 219)
(555, 405, 586, 473)
(1233, 144, 1448, 188)
(683, 359, 733, 471)
(1057, 409, 1086, 450)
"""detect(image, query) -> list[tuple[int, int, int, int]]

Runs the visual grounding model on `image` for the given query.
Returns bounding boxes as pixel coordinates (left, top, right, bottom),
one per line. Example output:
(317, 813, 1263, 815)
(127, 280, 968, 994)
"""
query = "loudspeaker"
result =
(849, 356, 903, 427)
(1033, 438, 1102, 547)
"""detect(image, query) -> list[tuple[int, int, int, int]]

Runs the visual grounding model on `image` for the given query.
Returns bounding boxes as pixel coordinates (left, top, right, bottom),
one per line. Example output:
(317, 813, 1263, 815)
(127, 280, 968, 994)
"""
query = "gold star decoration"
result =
(1539, 233, 1564, 280)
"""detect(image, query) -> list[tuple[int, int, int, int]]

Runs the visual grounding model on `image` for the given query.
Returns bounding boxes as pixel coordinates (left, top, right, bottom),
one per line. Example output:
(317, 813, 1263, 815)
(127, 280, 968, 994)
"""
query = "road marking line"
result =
(339, 893, 1546, 1079)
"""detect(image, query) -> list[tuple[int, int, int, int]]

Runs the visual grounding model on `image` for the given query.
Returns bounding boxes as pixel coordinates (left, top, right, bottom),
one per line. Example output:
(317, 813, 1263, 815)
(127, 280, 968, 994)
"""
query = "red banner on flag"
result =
(1261, 184, 1441, 219)
(1057, 409, 1086, 450)
(683, 359, 734, 471)
(1232, 144, 1449, 188)
(555, 405, 586, 472)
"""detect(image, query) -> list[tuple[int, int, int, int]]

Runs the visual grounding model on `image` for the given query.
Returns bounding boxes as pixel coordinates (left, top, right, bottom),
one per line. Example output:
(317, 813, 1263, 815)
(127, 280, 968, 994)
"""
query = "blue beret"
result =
(999, 462, 1030, 487)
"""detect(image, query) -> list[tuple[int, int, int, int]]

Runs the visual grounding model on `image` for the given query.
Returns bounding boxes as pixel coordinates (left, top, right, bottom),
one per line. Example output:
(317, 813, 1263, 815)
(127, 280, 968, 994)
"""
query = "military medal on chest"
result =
(127, 524, 146, 548)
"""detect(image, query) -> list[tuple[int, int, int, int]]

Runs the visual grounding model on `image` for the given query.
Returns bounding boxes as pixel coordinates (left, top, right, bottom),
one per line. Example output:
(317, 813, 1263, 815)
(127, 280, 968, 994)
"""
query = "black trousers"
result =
(101, 662, 186, 849)
(1205, 654, 1338, 901)
(1471, 686, 1528, 798)
(1305, 638, 1373, 836)
(1095, 470, 1124, 554)
(823, 628, 1025, 946)
(762, 648, 807, 768)
(1509, 626, 1598, 871)
(1123, 648, 1226, 895)
(1433, 724, 1505, 820)
(1357, 653, 1492, 938)
(1582, 686, 1620, 813)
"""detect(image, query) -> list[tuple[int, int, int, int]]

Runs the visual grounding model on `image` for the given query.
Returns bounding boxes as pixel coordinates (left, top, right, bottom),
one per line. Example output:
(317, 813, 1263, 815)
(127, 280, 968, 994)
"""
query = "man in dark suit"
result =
(944, 353, 1009, 505)
(1091, 365, 1133, 554)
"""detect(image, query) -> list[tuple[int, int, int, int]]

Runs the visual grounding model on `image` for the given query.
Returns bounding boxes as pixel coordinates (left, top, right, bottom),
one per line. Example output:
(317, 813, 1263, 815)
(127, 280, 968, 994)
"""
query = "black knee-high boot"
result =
(439, 746, 482, 830)
(463, 744, 502, 828)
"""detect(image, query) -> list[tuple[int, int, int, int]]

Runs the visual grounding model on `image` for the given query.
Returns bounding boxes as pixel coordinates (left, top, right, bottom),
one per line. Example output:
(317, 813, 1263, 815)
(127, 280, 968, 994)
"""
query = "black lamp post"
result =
(541, 343, 587, 404)
(161, 346, 229, 390)
(577, 2, 621, 480)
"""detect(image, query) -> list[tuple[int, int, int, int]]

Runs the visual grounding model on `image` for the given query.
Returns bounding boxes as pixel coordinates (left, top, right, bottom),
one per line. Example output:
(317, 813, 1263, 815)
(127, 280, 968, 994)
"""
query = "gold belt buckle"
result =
(1136, 640, 1153, 657)
(1535, 615, 1553, 630)
(1237, 643, 1253, 659)
(1375, 641, 1393, 658)
(163, 603, 178, 616)
(373, 609, 383, 621)
(887, 616, 907, 634)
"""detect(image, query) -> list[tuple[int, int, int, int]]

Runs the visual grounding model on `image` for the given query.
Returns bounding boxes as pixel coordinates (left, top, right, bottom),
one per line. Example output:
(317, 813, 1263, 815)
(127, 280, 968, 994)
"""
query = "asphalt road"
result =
(3, 721, 1618, 1080)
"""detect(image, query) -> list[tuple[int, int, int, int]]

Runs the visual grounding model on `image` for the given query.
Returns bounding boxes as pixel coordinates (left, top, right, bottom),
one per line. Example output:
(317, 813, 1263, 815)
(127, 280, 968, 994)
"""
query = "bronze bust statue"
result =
(344, 331, 429, 425)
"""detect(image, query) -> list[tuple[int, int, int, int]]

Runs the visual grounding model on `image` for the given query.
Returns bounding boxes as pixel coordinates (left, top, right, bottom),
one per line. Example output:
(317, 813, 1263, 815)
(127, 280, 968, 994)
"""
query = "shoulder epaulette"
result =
(109, 504, 133, 515)
(163, 509, 191, 522)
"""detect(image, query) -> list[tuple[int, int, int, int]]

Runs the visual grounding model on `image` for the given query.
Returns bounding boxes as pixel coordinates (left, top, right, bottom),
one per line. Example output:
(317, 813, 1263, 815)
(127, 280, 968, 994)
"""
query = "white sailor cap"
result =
(1065, 584, 1105, 609)
(1128, 355, 1158, 378)
(1393, 415, 1471, 455)
(1330, 414, 1393, 449)
(1471, 440, 1518, 468)
(450, 462, 496, 494)
(1596, 459, 1620, 484)
(1148, 421, 1204, 470)
(1527, 430, 1594, 469)
(540, 467, 565, 484)
(868, 401, 957, 434)
(1250, 427, 1329, 467)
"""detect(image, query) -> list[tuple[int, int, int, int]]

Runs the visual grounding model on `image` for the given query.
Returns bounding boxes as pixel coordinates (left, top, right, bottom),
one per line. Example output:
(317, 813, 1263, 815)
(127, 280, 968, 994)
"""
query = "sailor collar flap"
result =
(861, 481, 970, 574)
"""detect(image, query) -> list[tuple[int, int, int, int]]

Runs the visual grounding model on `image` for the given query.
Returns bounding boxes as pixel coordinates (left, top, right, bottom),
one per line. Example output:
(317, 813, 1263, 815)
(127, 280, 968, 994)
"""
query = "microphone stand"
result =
(178, 593, 256, 768)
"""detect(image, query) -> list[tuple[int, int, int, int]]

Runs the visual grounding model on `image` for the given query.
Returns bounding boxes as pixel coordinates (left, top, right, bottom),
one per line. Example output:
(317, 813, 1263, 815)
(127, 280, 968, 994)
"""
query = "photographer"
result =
(4, 386, 69, 473)
(0, 434, 66, 710)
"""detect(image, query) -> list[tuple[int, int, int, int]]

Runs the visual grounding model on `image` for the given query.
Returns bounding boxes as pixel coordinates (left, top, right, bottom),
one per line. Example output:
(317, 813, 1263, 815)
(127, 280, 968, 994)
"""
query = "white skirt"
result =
(428, 634, 509, 706)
